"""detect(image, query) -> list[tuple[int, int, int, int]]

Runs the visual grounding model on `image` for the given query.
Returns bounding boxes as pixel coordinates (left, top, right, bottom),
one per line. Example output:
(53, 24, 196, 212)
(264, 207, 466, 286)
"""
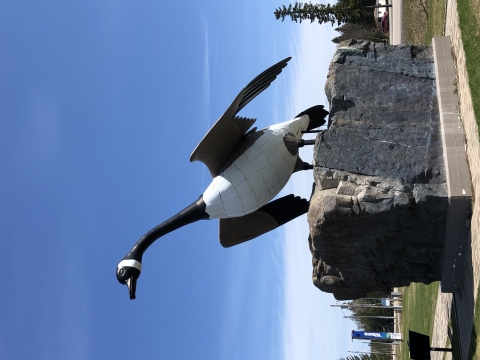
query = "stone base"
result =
(308, 40, 448, 300)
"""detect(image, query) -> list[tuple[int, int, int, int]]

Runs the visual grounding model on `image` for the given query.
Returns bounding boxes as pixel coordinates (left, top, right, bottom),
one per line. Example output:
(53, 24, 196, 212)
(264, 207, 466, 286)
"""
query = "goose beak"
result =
(125, 277, 137, 300)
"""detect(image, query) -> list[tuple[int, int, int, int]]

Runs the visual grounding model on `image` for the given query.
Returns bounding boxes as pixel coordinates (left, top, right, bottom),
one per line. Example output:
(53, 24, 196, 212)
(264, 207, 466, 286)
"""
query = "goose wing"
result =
(190, 57, 291, 177)
(219, 195, 308, 248)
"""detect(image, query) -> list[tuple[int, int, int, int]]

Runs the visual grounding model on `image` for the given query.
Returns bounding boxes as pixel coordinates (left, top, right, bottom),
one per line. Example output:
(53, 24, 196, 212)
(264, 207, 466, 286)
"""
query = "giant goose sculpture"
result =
(116, 57, 329, 299)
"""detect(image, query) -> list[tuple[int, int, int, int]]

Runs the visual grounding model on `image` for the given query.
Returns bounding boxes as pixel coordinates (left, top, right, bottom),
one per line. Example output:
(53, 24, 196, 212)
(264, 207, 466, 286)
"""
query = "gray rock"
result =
(308, 40, 447, 300)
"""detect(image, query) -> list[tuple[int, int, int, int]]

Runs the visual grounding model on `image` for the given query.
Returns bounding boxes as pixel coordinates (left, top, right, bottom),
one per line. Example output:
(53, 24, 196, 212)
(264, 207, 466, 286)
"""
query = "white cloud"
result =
(277, 23, 359, 360)
(217, 21, 364, 360)
(218, 245, 252, 360)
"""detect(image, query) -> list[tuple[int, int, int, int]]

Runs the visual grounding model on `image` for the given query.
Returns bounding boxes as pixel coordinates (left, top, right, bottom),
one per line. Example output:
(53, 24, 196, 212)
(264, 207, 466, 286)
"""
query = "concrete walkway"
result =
(389, 0, 403, 44)
(431, 290, 453, 360)
(370, 1, 477, 357)
(429, 0, 480, 358)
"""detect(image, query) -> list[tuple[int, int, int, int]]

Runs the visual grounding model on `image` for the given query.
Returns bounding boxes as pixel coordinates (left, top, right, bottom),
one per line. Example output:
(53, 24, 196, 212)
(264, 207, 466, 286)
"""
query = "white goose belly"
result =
(202, 116, 309, 219)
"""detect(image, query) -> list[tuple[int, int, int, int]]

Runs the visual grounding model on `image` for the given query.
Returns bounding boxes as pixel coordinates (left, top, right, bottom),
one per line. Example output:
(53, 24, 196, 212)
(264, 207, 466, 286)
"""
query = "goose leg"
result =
(297, 139, 315, 147)
(293, 157, 313, 172)
(300, 162, 313, 170)
(295, 162, 313, 171)
(302, 130, 322, 134)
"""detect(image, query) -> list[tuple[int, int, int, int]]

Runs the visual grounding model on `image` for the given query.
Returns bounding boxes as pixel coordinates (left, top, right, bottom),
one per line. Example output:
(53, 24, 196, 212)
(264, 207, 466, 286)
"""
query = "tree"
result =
(274, 0, 389, 44)
(338, 354, 391, 360)
(347, 290, 395, 333)
(331, 22, 387, 43)
(274, 0, 375, 26)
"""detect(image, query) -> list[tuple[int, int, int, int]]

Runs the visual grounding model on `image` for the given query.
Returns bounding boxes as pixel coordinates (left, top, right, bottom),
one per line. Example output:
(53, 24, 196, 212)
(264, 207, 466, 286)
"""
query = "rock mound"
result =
(308, 40, 447, 300)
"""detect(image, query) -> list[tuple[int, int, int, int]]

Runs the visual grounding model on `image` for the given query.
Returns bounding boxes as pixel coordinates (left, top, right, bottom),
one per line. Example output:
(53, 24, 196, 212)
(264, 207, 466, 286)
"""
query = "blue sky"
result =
(1, 1, 368, 359)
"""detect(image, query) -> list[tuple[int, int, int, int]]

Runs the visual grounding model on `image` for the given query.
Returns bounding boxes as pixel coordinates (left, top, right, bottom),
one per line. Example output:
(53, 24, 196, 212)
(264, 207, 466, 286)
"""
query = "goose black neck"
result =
(129, 195, 208, 258)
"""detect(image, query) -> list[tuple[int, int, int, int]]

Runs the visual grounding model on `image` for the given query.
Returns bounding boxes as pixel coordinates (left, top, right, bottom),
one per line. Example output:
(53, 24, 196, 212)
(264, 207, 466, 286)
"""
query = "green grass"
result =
(467, 284, 480, 359)
(402, 0, 479, 131)
(425, 0, 447, 44)
(449, 0, 480, 351)
(398, 1, 480, 358)
(398, 282, 439, 360)
(402, 0, 429, 44)
(402, 0, 446, 45)
(452, 0, 480, 349)
(457, 0, 480, 134)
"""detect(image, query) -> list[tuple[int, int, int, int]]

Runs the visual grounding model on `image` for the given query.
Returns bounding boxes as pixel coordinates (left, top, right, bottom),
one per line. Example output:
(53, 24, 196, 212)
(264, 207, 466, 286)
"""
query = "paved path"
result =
(370, 1, 477, 357)
(431, 290, 453, 360)
(430, 0, 480, 358)
(389, 0, 403, 44)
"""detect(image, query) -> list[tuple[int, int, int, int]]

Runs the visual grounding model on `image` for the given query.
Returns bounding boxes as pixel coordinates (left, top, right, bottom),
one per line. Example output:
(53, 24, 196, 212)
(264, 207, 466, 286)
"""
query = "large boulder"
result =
(308, 40, 448, 300)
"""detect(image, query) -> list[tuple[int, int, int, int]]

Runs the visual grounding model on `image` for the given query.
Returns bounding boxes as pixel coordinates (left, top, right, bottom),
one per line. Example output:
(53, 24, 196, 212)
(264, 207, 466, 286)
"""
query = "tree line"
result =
(274, 0, 388, 43)
(339, 354, 392, 360)
(340, 290, 396, 359)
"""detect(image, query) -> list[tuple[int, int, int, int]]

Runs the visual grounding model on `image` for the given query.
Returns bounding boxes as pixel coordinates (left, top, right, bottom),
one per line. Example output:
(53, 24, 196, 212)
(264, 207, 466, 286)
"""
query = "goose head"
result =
(116, 257, 142, 299)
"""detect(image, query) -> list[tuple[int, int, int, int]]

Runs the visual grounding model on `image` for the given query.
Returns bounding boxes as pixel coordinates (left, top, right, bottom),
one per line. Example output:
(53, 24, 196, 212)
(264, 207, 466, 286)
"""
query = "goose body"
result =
(202, 116, 310, 219)
(116, 57, 329, 299)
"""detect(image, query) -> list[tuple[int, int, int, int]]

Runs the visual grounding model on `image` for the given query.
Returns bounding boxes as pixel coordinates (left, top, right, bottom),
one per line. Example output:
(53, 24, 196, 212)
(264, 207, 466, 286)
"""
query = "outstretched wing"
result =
(190, 57, 291, 177)
(219, 194, 308, 248)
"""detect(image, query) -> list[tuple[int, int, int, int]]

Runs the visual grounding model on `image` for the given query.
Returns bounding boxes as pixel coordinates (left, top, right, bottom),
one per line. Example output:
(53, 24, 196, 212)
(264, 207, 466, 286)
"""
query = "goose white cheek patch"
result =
(118, 259, 142, 272)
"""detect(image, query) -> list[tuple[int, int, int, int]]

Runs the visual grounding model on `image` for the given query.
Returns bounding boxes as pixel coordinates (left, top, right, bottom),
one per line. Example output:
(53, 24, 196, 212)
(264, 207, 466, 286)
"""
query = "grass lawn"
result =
(402, 0, 429, 44)
(457, 0, 480, 132)
(387, 2, 479, 359)
(456, 1, 480, 356)
(425, 0, 447, 43)
(402, 0, 479, 132)
(398, 282, 439, 360)
(402, 0, 446, 44)
(468, 284, 480, 359)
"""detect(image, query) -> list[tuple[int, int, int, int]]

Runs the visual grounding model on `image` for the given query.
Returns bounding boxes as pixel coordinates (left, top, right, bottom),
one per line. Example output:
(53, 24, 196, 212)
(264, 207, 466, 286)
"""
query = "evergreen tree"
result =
(347, 290, 395, 333)
(338, 354, 390, 360)
(332, 22, 387, 43)
(274, 0, 375, 26)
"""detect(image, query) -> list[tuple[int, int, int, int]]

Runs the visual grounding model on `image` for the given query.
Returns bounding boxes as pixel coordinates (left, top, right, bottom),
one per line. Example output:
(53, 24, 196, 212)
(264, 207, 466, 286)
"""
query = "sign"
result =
(351, 331, 402, 340)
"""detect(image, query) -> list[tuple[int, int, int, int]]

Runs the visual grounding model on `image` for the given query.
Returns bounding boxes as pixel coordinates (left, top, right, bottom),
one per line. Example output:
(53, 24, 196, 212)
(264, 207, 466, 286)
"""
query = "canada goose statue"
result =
(116, 57, 329, 299)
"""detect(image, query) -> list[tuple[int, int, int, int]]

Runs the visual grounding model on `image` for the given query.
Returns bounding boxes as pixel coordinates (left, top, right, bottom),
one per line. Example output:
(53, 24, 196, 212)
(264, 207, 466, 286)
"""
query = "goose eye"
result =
(119, 268, 125, 275)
